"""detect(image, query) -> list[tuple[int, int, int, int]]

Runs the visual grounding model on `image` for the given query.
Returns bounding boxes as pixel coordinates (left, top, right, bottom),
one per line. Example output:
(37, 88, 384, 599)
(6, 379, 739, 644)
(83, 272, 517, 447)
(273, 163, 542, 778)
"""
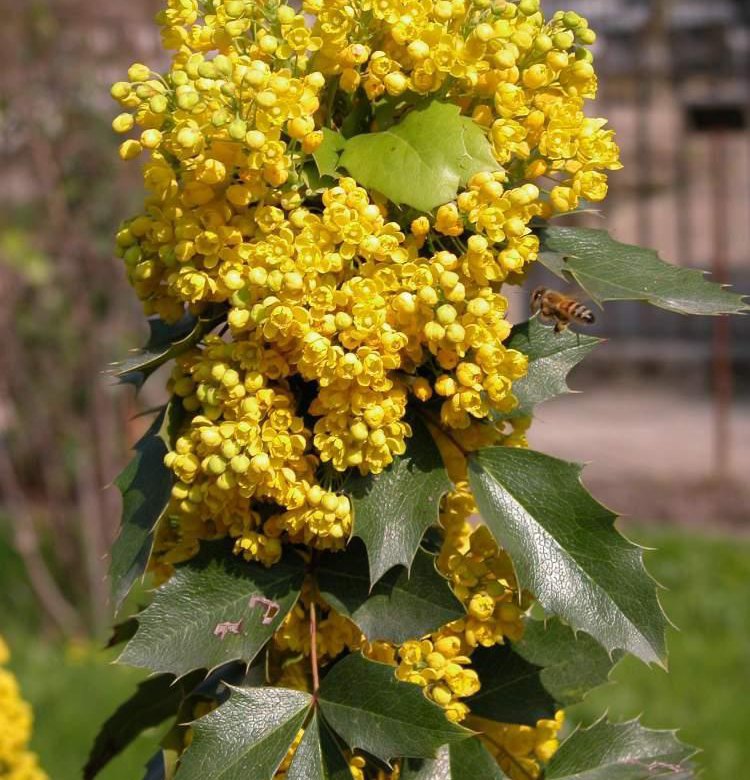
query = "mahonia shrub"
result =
(0, 638, 47, 780)
(90, 1, 747, 779)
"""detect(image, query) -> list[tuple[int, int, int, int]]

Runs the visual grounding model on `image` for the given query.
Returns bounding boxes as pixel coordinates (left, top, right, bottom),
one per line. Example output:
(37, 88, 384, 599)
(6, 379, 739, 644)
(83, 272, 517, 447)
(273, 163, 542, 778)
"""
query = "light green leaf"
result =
(313, 128, 346, 178)
(317, 540, 464, 644)
(84, 671, 204, 780)
(339, 101, 501, 213)
(505, 318, 601, 415)
(466, 644, 555, 726)
(402, 739, 508, 780)
(119, 541, 304, 677)
(347, 416, 452, 585)
(546, 718, 697, 779)
(539, 227, 748, 316)
(318, 653, 469, 763)
(514, 619, 618, 707)
(111, 405, 175, 609)
(175, 687, 312, 780)
(287, 713, 352, 780)
(468, 448, 668, 665)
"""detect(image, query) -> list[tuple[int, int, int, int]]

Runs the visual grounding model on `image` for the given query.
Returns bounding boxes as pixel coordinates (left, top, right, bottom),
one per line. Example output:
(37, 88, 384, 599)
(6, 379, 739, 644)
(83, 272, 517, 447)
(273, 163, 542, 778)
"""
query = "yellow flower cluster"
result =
(0, 638, 47, 780)
(471, 711, 566, 780)
(112, 1, 618, 776)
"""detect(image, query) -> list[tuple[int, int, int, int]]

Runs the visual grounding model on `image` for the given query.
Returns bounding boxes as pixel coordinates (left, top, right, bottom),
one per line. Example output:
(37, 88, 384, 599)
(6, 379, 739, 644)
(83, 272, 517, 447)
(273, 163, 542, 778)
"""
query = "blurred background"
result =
(0, 1, 748, 778)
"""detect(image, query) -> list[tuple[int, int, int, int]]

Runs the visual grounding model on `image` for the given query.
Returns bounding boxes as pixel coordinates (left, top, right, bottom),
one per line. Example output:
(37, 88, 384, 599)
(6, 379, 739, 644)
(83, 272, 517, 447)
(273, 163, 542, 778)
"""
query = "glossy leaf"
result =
(110, 406, 174, 610)
(514, 619, 618, 706)
(175, 687, 312, 780)
(539, 227, 748, 316)
(505, 318, 601, 415)
(339, 101, 501, 213)
(466, 644, 555, 726)
(468, 448, 668, 665)
(286, 713, 352, 780)
(402, 739, 508, 780)
(318, 653, 469, 763)
(119, 541, 304, 677)
(317, 540, 464, 643)
(347, 416, 452, 585)
(84, 671, 203, 779)
(111, 311, 222, 389)
(313, 128, 346, 178)
(546, 718, 697, 780)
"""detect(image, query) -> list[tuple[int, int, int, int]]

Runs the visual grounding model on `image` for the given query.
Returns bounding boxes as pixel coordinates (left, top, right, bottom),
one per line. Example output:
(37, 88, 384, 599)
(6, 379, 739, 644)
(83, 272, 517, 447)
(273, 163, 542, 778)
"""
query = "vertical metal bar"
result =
(711, 132, 733, 480)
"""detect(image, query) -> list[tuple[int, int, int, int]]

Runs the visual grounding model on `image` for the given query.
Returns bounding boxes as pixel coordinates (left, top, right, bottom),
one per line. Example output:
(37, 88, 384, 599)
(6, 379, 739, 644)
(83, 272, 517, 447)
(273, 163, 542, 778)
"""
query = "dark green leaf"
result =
(111, 406, 174, 610)
(119, 541, 305, 677)
(539, 227, 748, 316)
(347, 416, 452, 585)
(175, 687, 312, 780)
(84, 671, 203, 779)
(468, 448, 668, 665)
(287, 713, 352, 780)
(317, 540, 464, 643)
(111, 312, 220, 389)
(466, 644, 555, 726)
(313, 128, 346, 177)
(505, 318, 601, 415)
(339, 101, 501, 213)
(402, 739, 508, 780)
(105, 617, 139, 648)
(318, 653, 469, 763)
(546, 718, 697, 779)
(514, 619, 618, 707)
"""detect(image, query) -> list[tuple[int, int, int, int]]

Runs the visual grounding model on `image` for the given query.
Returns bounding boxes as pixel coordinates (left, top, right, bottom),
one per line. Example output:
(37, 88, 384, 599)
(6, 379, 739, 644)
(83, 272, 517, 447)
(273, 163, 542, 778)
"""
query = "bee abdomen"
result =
(568, 302, 595, 324)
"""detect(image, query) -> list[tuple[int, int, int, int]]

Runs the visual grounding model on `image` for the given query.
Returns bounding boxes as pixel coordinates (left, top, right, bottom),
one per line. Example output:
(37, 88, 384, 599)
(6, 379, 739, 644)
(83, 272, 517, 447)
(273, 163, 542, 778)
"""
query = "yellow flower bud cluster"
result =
(470, 711, 566, 780)
(0, 637, 47, 780)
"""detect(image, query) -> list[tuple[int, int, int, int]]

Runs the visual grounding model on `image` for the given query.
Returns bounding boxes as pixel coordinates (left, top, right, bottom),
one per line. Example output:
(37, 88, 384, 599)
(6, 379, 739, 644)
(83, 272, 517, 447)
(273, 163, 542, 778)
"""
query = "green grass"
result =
(2, 527, 749, 779)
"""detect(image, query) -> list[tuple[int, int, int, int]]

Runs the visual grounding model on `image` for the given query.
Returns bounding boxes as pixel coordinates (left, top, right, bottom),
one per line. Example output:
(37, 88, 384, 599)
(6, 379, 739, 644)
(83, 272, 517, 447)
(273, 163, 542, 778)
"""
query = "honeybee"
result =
(531, 288, 596, 333)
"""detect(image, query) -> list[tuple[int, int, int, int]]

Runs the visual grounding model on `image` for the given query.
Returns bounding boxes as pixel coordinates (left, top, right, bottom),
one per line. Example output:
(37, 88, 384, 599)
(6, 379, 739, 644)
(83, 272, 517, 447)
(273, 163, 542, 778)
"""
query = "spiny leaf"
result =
(313, 128, 346, 178)
(111, 405, 175, 609)
(318, 653, 470, 763)
(468, 448, 668, 665)
(119, 540, 305, 677)
(347, 415, 452, 585)
(84, 671, 203, 779)
(514, 618, 619, 707)
(466, 644, 555, 726)
(339, 101, 501, 213)
(402, 739, 508, 779)
(505, 318, 601, 415)
(286, 713, 352, 780)
(175, 687, 312, 780)
(111, 311, 221, 390)
(545, 718, 698, 779)
(317, 540, 464, 643)
(539, 227, 748, 316)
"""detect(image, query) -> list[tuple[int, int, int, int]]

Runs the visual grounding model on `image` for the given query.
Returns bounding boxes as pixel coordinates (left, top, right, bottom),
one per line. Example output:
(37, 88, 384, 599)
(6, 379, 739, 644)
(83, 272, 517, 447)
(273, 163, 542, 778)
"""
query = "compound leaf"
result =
(347, 416, 452, 585)
(175, 687, 312, 780)
(505, 318, 601, 415)
(468, 448, 668, 665)
(111, 405, 175, 610)
(119, 541, 304, 677)
(466, 644, 555, 726)
(317, 540, 464, 643)
(539, 227, 748, 316)
(546, 718, 697, 780)
(339, 101, 501, 213)
(287, 713, 352, 780)
(402, 739, 508, 780)
(84, 670, 203, 779)
(318, 653, 469, 763)
(514, 618, 618, 707)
